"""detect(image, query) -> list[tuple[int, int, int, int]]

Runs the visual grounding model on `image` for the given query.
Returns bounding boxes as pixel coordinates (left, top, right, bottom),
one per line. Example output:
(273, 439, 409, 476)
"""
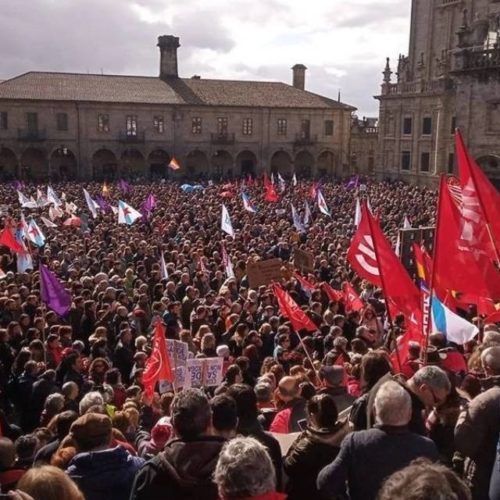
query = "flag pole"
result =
(423, 175, 445, 365)
(364, 204, 402, 371)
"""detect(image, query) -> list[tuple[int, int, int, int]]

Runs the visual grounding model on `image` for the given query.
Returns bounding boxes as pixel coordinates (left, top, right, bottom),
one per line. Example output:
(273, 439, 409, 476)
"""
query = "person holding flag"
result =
(221, 203, 235, 238)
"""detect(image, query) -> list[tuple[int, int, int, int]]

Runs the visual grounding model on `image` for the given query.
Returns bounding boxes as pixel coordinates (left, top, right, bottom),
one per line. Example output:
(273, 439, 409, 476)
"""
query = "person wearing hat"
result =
(318, 365, 355, 414)
(66, 413, 145, 500)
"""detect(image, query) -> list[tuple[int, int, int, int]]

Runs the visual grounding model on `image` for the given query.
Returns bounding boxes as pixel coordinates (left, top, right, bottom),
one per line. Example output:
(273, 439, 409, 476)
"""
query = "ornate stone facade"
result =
(377, 0, 500, 187)
(0, 35, 355, 181)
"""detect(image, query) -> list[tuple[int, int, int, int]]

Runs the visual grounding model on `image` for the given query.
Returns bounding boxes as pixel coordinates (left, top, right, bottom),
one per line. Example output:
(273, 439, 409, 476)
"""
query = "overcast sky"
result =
(0, 0, 411, 116)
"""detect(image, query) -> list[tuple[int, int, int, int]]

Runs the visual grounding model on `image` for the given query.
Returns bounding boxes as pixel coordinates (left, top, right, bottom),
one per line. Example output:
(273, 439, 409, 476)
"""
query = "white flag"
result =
(403, 216, 411, 229)
(160, 253, 169, 280)
(47, 186, 62, 206)
(83, 188, 99, 219)
(17, 191, 37, 209)
(221, 204, 235, 238)
(292, 173, 297, 187)
(354, 198, 362, 227)
(304, 201, 312, 226)
(41, 216, 57, 228)
(291, 204, 305, 232)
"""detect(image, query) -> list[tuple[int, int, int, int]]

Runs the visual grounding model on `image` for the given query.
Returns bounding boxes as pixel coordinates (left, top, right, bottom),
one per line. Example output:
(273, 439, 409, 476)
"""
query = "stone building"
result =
(0, 35, 355, 181)
(350, 116, 379, 175)
(377, 0, 500, 187)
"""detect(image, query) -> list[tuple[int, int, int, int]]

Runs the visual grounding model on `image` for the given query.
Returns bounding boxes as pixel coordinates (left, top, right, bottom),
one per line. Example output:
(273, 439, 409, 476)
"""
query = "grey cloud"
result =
(329, 1, 409, 28)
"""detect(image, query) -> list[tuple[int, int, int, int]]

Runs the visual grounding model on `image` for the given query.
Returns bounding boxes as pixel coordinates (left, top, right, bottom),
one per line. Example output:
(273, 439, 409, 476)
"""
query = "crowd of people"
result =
(0, 176, 497, 500)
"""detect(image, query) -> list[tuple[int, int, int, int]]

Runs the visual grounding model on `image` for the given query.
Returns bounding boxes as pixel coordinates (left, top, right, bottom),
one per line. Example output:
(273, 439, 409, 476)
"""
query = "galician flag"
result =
(17, 191, 37, 209)
(354, 198, 362, 227)
(47, 186, 62, 206)
(291, 204, 305, 232)
(160, 253, 169, 280)
(41, 216, 57, 228)
(221, 243, 235, 279)
(241, 192, 256, 213)
(27, 219, 46, 247)
(278, 173, 286, 192)
(118, 200, 142, 225)
(430, 288, 479, 344)
(317, 190, 330, 216)
(221, 204, 235, 238)
(304, 201, 312, 226)
(83, 188, 99, 219)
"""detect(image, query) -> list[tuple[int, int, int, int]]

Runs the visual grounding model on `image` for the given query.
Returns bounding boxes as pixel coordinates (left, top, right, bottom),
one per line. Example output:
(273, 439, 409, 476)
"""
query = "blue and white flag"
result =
(83, 188, 99, 219)
(17, 191, 37, 209)
(431, 294, 478, 344)
(291, 204, 305, 232)
(47, 186, 62, 206)
(241, 192, 256, 213)
(221, 204, 235, 238)
(27, 219, 46, 247)
(278, 173, 286, 193)
(304, 201, 312, 226)
(317, 190, 330, 217)
(118, 200, 142, 225)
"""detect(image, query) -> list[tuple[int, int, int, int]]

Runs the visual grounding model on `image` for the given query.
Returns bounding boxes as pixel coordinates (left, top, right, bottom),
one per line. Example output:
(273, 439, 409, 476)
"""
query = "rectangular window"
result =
(401, 150, 411, 171)
(324, 120, 334, 136)
(191, 117, 202, 135)
(0, 112, 7, 130)
(126, 115, 138, 136)
(97, 114, 110, 132)
(56, 112, 68, 131)
(448, 152, 455, 174)
(153, 116, 164, 133)
(217, 117, 228, 135)
(300, 119, 311, 139)
(420, 152, 431, 172)
(26, 112, 38, 131)
(277, 119, 287, 136)
(402, 117, 412, 135)
(451, 116, 456, 135)
(422, 116, 432, 135)
(242, 118, 253, 135)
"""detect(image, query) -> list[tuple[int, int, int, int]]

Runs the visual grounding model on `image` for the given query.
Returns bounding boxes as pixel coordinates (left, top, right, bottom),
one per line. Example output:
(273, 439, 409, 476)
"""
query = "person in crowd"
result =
(66, 412, 144, 500)
(214, 437, 284, 500)
(0, 437, 26, 493)
(269, 376, 307, 433)
(284, 393, 348, 500)
(455, 346, 500, 500)
(377, 458, 471, 500)
(317, 381, 439, 500)
(130, 388, 225, 500)
(317, 365, 355, 414)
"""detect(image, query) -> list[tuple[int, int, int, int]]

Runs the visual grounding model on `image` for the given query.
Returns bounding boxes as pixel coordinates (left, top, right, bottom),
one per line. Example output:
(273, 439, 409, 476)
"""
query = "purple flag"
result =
(10, 180, 24, 191)
(119, 179, 132, 194)
(143, 194, 156, 212)
(95, 195, 110, 213)
(345, 175, 359, 189)
(40, 263, 72, 317)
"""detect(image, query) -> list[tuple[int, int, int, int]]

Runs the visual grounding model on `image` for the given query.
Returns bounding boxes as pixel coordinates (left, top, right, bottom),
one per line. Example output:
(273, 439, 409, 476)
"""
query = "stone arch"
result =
(121, 149, 146, 179)
(50, 147, 77, 181)
(211, 150, 233, 179)
(295, 150, 315, 178)
(0, 147, 18, 180)
(236, 150, 257, 177)
(92, 149, 118, 181)
(270, 150, 293, 176)
(317, 150, 337, 177)
(20, 148, 47, 181)
(185, 150, 209, 179)
(148, 149, 170, 179)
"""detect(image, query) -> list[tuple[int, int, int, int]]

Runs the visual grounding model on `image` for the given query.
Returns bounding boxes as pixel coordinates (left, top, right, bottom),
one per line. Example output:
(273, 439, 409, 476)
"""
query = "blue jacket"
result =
(67, 446, 144, 500)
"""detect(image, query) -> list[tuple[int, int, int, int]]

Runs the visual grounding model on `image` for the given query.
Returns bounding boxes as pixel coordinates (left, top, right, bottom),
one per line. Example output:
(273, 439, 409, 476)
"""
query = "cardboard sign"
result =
(184, 357, 224, 389)
(247, 258, 283, 288)
(294, 247, 314, 274)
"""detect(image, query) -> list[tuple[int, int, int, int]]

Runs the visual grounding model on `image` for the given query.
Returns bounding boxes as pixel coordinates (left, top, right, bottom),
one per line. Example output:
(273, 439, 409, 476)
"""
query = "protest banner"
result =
(247, 258, 283, 288)
(293, 247, 314, 274)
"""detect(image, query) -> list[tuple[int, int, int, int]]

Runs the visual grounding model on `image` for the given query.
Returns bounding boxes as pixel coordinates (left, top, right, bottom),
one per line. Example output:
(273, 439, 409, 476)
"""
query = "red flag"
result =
(247, 174, 254, 187)
(434, 175, 500, 299)
(321, 282, 343, 303)
(272, 283, 317, 332)
(263, 172, 271, 188)
(0, 228, 24, 253)
(342, 282, 364, 313)
(456, 130, 500, 265)
(142, 322, 173, 397)
(265, 183, 279, 202)
(310, 182, 319, 200)
(485, 311, 500, 324)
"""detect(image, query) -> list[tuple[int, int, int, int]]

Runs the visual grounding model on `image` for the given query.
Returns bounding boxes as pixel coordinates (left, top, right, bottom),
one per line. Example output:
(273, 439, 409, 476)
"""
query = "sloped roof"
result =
(0, 71, 356, 110)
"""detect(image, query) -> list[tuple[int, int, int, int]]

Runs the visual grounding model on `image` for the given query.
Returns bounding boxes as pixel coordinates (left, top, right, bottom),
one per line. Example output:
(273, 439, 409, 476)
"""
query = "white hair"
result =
(412, 365, 451, 393)
(79, 391, 104, 415)
(483, 330, 500, 345)
(481, 346, 500, 375)
(374, 381, 412, 426)
(214, 437, 275, 498)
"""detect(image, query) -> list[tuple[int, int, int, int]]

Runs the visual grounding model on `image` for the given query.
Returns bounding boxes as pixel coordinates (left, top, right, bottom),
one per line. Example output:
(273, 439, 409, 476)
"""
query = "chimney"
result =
(158, 35, 180, 79)
(292, 64, 307, 90)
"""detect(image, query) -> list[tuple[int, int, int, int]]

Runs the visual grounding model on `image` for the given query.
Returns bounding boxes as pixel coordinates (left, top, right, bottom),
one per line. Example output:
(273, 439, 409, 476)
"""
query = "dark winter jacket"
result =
(317, 425, 438, 500)
(284, 420, 349, 500)
(67, 446, 144, 500)
(129, 435, 226, 500)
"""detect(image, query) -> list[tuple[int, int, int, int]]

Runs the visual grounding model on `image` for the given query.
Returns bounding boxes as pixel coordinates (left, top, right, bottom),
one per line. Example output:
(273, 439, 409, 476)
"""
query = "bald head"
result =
(278, 376, 299, 402)
(481, 346, 500, 376)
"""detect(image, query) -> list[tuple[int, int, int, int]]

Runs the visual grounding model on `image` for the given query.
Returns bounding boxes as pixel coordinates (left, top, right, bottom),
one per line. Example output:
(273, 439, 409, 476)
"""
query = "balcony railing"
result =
(118, 131, 145, 143)
(294, 134, 317, 147)
(382, 78, 453, 96)
(453, 48, 500, 74)
(18, 128, 47, 141)
(211, 133, 235, 145)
